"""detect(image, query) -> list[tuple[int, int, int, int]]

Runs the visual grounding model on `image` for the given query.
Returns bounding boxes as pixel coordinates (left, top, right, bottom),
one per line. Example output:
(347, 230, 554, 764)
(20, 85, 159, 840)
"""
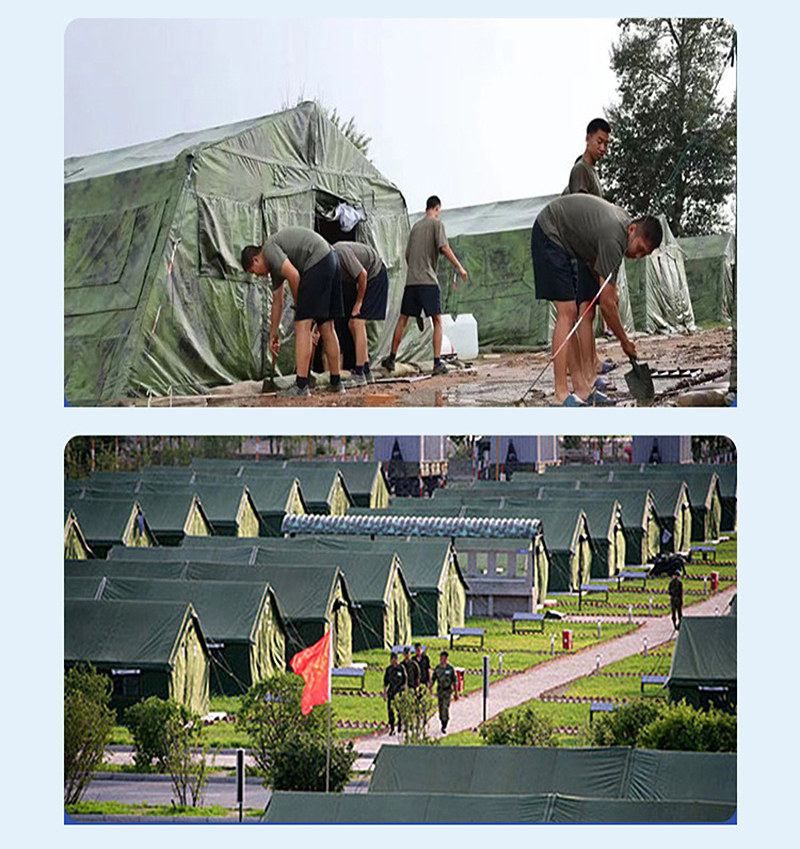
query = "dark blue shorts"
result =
(401, 284, 441, 317)
(531, 221, 595, 303)
(343, 264, 389, 321)
(295, 251, 345, 323)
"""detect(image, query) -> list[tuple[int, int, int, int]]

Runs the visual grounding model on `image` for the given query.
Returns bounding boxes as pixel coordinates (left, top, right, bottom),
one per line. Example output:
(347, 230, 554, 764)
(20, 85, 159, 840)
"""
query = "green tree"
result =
(590, 698, 662, 747)
(160, 709, 210, 807)
(394, 687, 439, 745)
(64, 665, 115, 805)
(603, 18, 736, 236)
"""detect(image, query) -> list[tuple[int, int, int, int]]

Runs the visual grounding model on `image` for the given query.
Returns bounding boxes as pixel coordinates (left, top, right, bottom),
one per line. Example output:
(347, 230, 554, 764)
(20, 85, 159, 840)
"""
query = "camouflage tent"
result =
(679, 233, 735, 324)
(64, 101, 431, 404)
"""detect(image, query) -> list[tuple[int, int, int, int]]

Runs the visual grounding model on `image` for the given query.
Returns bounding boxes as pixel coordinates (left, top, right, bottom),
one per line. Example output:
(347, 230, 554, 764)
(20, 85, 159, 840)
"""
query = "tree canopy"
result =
(603, 19, 736, 236)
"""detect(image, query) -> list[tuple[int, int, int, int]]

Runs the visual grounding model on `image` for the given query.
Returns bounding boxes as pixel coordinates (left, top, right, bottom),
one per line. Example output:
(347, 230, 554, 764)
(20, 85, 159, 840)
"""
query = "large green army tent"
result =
(64, 508, 92, 559)
(68, 554, 354, 666)
(263, 791, 734, 823)
(624, 216, 696, 334)
(412, 196, 635, 351)
(668, 616, 737, 711)
(64, 495, 156, 557)
(64, 101, 433, 405)
(679, 233, 735, 324)
(370, 746, 736, 804)
(284, 460, 390, 509)
(64, 599, 210, 715)
(66, 576, 286, 695)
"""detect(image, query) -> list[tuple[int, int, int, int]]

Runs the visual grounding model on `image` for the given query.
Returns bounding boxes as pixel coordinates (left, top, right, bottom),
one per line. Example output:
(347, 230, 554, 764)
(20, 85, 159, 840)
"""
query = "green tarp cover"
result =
(668, 617, 737, 687)
(679, 233, 734, 324)
(65, 102, 433, 404)
(249, 467, 351, 514)
(286, 460, 387, 508)
(412, 195, 635, 350)
(263, 791, 734, 823)
(624, 216, 696, 334)
(64, 496, 155, 554)
(370, 746, 736, 804)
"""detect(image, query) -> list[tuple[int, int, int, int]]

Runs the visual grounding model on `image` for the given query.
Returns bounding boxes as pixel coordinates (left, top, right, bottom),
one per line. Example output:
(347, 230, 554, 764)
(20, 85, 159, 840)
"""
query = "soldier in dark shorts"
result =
(382, 651, 407, 735)
(332, 241, 389, 386)
(531, 195, 662, 407)
(431, 650, 457, 734)
(381, 195, 467, 376)
(241, 227, 345, 398)
(413, 642, 431, 688)
(669, 571, 684, 630)
(401, 646, 421, 690)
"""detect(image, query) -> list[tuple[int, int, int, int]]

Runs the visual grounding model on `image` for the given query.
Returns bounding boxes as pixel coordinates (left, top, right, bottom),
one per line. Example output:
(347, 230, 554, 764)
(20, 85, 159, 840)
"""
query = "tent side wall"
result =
(169, 613, 210, 715)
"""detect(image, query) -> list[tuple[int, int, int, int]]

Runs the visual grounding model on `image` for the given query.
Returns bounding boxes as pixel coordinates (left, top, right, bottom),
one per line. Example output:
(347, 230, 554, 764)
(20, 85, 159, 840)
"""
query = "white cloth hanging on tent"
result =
(333, 203, 365, 233)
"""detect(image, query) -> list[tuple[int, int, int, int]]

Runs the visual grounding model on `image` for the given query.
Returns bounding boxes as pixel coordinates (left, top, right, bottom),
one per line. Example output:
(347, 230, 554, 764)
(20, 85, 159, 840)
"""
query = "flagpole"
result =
(326, 627, 332, 793)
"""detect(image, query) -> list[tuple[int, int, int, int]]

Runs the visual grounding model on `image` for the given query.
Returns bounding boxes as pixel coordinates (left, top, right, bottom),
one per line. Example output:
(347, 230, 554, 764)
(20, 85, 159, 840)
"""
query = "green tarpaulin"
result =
(668, 616, 737, 710)
(64, 599, 210, 715)
(263, 791, 734, 823)
(65, 101, 432, 404)
(679, 233, 735, 324)
(64, 495, 156, 557)
(370, 745, 736, 804)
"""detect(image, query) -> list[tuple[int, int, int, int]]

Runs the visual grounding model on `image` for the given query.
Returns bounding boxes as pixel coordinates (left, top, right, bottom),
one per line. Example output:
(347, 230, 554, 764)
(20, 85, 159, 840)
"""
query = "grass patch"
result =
(66, 800, 260, 818)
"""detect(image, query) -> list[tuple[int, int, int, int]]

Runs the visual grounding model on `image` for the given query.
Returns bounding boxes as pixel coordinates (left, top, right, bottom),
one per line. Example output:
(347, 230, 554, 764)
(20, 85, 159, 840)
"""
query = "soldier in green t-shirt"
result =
(241, 227, 345, 398)
(431, 650, 458, 734)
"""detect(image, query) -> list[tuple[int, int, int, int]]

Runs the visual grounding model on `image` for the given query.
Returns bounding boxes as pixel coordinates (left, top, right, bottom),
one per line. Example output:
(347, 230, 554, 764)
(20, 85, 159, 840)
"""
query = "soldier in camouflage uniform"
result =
(431, 650, 458, 733)
(382, 651, 407, 735)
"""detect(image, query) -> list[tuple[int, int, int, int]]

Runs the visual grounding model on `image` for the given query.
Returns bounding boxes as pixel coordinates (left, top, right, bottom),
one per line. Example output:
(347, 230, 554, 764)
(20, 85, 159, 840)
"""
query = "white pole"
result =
(326, 628, 332, 793)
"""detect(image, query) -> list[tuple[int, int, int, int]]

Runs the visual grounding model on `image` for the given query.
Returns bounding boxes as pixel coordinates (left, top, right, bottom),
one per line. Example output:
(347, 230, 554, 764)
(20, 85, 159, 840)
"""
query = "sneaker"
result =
(416, 316, 426, 332)
(365, 369, 376, 384)
(278, 384, 311, 398)
(381, 354, 396, 373)
(327, 381, 346, 394)
(308, 373, 318, 389)
(587, 389, 616, 406)
(344, 372, 368, 388)
(432, 361, 449, 376)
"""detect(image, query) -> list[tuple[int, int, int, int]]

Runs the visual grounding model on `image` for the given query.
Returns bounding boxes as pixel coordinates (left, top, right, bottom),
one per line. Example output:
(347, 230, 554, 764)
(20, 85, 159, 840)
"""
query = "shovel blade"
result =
(625, 358, 655, 403)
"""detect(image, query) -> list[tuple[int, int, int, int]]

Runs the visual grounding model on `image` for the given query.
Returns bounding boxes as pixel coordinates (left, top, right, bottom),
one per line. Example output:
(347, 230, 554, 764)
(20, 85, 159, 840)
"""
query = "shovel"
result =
(262, 349, 277, 393)
(625, 355, 655, 403)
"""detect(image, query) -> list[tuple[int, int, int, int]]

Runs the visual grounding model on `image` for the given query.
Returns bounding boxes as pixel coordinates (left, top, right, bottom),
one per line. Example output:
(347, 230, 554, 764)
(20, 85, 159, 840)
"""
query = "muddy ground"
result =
(137, 327, 733, 408)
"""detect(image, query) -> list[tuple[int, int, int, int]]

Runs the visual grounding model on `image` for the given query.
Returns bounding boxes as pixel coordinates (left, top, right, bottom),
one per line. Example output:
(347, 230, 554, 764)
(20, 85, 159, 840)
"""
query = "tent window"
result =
(64, 210, 137, 288)
(111, 669, 141, 698)
(197, 194, 263, 280)
(475, 553, 488, 575)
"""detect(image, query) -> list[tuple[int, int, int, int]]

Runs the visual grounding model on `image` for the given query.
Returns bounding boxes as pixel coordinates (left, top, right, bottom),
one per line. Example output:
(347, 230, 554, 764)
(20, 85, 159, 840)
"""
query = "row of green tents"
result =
(64, 458, 390, 556)
(64, 102, 734, 404)
(264, 745, 736, 823)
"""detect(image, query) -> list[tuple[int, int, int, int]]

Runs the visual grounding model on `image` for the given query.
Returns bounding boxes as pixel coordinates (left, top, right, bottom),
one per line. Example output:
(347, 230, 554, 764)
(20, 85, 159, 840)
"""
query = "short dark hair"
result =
(241, 244, 262, 272)
(426, 195, 441, 210)
(390, 651, 398, 661)
(633, 216, 663, 249)
(440, 650, 449, 658)
(586, 118, 611, 136)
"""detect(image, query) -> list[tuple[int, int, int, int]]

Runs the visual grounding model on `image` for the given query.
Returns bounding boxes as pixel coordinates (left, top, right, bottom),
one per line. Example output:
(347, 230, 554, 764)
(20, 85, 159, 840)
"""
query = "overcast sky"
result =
(64, 18, 735, 212)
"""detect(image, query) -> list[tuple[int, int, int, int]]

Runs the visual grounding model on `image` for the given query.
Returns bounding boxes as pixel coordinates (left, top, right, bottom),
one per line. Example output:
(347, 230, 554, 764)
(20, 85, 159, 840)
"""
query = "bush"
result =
(591, 699, 663, 747)
(240, 674, 325, 776)
(480, 705, 557, 747)
(268, 734, 356, 792)
(64, 665, 116, 805)
(124, 697, 193, 772)
(124, 697, 209, 805)
(637, 701, 737, 752)
(394, 687, 438, 745)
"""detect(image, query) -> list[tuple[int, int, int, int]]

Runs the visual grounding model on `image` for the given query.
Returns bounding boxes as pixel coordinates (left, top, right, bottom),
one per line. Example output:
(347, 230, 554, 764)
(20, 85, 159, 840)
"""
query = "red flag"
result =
(290, 631, 331, 715)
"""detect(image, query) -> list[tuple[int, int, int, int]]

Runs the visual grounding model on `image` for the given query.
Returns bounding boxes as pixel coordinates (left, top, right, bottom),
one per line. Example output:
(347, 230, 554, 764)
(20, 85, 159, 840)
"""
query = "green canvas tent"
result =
(679, 233, 735, 324)
(625, 215, 696, 334)
(284, 460, 390, 509)
(64, 494, 156, 557)
(667, 616, 737, 711)
(64, 101, 434, 404)
(370, 745, 736, 805)
(412, 196, 635, 351)
(64, 599, 210, 716)
(68, 554, 354, 667)
(263, 790, 734, 824)
(64, 508, 92, 559)
(66, 576, 286, 695)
